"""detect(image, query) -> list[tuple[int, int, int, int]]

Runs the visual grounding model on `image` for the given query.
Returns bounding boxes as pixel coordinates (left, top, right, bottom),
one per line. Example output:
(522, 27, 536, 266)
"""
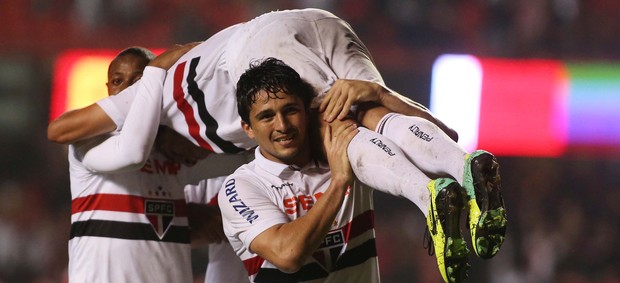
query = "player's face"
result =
(242, 90, 311, 166)
(106, 54, 149, 96)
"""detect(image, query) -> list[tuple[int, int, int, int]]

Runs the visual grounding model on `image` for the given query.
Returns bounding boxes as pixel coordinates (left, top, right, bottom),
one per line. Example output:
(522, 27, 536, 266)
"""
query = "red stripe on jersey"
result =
(341, 209, 375, 241)
(243, 255, 265, 276)
(71, 194, 187, 216)
(208, 193, 218, 206)
(172, 62, 214, 151)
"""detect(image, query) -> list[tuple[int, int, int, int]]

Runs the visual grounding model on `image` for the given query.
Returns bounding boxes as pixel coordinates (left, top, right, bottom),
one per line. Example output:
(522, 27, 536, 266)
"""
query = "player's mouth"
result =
(273, 133, 296, 145)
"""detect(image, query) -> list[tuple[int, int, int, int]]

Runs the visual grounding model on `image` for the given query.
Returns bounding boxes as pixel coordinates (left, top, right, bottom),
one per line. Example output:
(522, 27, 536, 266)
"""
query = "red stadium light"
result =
(50, 50, 118, 121)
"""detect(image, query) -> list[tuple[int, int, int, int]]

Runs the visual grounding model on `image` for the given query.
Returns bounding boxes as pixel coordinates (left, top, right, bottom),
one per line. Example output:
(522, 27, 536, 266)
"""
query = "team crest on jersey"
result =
(145, 199, 175, 239)
(312, 229, 345, 271)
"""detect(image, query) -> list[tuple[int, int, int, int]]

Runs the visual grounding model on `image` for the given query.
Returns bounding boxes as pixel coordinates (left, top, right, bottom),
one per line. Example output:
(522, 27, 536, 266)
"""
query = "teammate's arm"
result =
(47, 42, 201, 145)
(47, 104, 116, 144)
(317, 19, 458, 141)
(249, 122, 357, 273)
(319, 79, 459, 141)
(80, 43, 198, 172)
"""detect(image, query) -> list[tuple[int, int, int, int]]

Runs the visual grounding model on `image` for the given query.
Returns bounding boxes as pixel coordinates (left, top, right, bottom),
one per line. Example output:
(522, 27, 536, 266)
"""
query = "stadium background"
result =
(1, 1, 619, 282)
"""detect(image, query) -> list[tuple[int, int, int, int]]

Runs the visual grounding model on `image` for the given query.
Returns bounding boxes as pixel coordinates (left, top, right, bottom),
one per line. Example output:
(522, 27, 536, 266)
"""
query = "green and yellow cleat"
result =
(462, 150, 508, 259)
(426, 178, 470, 283)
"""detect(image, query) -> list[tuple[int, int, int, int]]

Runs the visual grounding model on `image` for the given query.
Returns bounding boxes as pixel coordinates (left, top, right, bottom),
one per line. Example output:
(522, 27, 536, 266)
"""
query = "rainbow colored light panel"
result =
(430, 55, 620, 157)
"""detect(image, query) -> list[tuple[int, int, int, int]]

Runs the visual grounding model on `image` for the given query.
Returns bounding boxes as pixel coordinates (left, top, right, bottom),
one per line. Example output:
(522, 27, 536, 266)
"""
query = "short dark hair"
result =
(116, 46, 155, 62)
(236, 57, 315, 124)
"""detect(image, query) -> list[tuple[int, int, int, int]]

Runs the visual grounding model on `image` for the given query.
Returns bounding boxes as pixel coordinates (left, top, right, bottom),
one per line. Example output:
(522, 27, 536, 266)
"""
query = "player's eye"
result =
(256, 111, 275, 122)
(283, 105, 300, 116)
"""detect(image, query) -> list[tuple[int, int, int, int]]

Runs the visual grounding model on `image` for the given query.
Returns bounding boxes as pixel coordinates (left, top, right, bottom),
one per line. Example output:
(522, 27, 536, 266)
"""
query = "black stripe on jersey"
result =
(333, 238, 377, 270)
(69, 220, 190, 244)
(186, 57, 244, 153)
(254, 263, 328, 283)
(254, 239, 377, 282)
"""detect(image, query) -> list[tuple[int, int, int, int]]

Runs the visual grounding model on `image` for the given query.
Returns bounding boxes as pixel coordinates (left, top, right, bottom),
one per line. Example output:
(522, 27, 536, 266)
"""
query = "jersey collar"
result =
(253, 147, 328, 177)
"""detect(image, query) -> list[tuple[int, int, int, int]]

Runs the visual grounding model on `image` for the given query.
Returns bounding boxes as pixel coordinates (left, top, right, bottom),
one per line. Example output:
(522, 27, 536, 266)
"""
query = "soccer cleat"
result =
(425, 178, 470, 283)
(462, 150, 508, 259)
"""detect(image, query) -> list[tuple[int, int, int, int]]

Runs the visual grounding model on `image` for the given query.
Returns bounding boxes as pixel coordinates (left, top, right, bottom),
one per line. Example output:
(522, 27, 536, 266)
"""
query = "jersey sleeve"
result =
(80, 66, 165, 172)
(95, 83, 137, 131)
(218, 173, 288, 252)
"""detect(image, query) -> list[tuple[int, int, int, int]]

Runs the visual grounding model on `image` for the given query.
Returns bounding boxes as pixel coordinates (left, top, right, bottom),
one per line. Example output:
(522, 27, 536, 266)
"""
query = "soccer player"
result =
(56, 45, 249, 282)
(49, 9, 506, 282)
(219, 58, 466, 282)
(220, 57, 373, 281)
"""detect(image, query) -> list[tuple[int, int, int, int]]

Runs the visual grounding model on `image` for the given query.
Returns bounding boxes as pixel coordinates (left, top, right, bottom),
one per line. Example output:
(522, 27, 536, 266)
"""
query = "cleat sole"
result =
(426, 179, 470, 283)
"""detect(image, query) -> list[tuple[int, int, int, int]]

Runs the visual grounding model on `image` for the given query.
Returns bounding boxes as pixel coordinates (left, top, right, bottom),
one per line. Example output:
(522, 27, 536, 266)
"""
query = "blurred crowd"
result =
(0, 0, 619, 282)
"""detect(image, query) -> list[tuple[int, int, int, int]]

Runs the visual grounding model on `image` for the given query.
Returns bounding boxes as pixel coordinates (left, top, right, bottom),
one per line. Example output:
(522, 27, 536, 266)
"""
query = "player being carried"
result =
(48, 8, 507, 283)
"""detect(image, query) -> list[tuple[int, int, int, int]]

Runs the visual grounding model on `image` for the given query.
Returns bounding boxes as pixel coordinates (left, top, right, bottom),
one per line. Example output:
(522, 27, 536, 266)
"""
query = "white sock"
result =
(376, 113, 467, 184)
(347, 127, 431, 216)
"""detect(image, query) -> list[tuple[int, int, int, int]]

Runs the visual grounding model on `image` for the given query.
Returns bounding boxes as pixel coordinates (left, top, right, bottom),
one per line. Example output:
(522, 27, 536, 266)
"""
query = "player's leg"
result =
(310, 109, 432, 214)
(359, 104, 507, 259)
(312, 110, 470, 282)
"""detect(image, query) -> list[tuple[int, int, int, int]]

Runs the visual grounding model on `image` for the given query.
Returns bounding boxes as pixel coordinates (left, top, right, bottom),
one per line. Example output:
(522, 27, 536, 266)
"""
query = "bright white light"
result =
(430, 54, 482, 152)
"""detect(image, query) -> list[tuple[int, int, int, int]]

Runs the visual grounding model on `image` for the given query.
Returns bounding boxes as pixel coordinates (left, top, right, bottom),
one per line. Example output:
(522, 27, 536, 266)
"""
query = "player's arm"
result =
(318, 19, 458, 141)
(319, 79, 459, 142)
(47, 103, 117, 144)
(79, 66, 164, 172)
(80, 43, 198, 172)
(249, 122, 358, 273)
(48, 42, 201, 145)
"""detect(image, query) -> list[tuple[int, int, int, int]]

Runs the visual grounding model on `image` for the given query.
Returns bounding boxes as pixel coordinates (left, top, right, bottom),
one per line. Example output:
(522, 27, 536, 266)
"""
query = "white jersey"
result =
(219, 148, 379, 282)
(184, 177, 250, 283)
(99, 8, 383, 154)
(68, 144, 193, 283)
(68, 132, 250, 282)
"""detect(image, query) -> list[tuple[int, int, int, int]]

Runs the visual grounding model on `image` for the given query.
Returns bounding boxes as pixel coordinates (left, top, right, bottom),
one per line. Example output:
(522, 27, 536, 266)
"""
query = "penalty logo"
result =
(145, 200, 175, 239)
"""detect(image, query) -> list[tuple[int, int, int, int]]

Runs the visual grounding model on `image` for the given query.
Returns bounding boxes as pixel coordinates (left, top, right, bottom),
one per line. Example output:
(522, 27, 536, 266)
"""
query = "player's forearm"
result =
(254, 178, 350, 273)
(47, 104, 116, 144)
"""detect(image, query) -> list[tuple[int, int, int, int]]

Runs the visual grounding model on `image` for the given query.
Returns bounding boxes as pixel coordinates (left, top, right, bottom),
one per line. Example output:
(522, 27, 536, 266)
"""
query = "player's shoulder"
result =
(225, 161, 262, 185)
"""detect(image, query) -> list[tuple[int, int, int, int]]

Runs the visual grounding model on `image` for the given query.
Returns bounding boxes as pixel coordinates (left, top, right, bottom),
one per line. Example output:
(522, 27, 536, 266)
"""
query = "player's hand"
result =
(148, 42, 201, 70)
(155, 126, 210, 166)
(323, 121, 358, 186)
(319, 79, 384, 122)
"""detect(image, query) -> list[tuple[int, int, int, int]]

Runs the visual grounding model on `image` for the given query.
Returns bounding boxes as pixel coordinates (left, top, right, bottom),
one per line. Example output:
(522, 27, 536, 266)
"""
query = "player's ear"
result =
(241, 120, 255, 139)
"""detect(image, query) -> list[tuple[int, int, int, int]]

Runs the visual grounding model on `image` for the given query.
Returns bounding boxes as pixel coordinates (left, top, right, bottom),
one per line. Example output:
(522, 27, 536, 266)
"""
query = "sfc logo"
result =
(145, 200, 175, 239)
(313, 229, 345, 271)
